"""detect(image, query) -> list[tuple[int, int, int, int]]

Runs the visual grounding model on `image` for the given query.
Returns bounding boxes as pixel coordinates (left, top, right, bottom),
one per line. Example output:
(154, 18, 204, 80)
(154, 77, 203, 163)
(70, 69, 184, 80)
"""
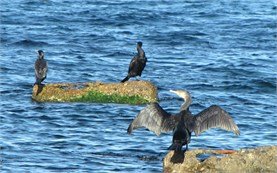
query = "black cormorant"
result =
(34, 50, 48, 85)
(127, 90, 240, 152)
(121, 42, 147, 83)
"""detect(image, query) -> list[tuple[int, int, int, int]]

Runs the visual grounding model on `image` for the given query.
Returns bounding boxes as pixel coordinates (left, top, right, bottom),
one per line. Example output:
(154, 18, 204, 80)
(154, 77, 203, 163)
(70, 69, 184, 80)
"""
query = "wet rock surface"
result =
(163, 146, 277, 173)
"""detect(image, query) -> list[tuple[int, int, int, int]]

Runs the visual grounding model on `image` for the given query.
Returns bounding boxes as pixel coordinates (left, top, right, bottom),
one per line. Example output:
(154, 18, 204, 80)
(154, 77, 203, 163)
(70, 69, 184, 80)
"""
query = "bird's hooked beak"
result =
(169, 90, 183, 99)
(169, 89, 190, 96)
(169, 90, 185, 97)
(169, 90, 178, 95)
(169, 89, 191, 101)
(37, 50, 44, 58)
(169, 89, 192, 111)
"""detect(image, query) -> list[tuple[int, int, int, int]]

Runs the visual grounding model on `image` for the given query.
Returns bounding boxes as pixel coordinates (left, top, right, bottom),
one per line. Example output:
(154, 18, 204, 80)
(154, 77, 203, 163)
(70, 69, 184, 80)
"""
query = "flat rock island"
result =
(32, 81, 158, 105)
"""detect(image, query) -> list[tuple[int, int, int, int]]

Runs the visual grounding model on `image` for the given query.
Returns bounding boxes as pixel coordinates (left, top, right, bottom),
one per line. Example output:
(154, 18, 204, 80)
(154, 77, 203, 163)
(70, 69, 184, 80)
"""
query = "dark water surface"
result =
(1, 0, 276, 172)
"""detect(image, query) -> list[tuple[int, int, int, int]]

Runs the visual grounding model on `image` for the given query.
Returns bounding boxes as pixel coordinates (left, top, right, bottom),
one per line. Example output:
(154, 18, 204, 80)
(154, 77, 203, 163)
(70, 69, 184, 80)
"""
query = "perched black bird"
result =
(34, 50, 48, 85)
(127, 90, 240, 152)
(121, 42, 147, 83)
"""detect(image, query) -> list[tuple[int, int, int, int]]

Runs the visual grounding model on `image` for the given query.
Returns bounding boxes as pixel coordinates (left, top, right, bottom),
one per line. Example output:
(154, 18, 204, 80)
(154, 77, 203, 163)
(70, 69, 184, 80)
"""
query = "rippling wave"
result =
(10, 39, 50, 47)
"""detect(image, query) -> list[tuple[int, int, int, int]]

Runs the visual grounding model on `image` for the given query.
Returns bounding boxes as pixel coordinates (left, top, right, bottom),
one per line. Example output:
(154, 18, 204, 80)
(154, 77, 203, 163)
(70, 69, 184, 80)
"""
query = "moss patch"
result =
(70, 90, 149, 105)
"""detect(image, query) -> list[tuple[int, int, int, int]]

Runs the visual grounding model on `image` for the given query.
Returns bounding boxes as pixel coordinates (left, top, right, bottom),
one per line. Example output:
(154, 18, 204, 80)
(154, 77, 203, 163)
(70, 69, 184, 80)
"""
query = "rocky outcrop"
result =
(163, 146, 277, 173)
(32, 81, 158, 104)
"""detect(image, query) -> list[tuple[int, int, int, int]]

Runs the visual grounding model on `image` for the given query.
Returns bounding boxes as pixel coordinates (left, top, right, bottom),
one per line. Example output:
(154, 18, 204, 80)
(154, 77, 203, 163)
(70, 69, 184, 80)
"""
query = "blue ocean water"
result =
(0, 0, 276, 172)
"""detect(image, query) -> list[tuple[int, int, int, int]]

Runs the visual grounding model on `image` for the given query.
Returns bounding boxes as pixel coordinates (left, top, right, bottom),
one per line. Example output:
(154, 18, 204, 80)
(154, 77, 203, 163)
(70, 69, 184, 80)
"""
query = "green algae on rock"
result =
(32, 81, 158, 105)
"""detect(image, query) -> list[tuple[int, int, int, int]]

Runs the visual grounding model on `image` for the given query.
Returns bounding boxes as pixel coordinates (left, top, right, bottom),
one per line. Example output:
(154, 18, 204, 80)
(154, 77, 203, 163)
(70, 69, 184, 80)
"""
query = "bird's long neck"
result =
(38, 55, 44, 59)
(180, 95, 192, 112)
(180, 110, 185, 123)
(137, 47, 145, 58)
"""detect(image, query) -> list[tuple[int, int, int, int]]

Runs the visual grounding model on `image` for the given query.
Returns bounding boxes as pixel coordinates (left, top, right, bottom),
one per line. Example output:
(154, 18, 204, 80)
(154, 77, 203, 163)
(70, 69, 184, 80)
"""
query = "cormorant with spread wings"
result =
(127, 90, 240, 151)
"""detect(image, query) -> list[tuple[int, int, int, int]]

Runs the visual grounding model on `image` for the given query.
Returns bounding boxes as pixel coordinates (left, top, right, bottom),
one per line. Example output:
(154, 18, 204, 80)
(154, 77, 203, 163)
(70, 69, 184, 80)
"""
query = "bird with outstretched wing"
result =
(127, 90, 240, 151)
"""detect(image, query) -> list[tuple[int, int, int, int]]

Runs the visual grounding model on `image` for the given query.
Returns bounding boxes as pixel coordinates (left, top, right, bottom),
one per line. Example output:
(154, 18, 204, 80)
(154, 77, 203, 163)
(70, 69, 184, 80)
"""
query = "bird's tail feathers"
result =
(127, 123, 133, 134)
(121, 75, 130, 83)
(168, 143, 183, 151)
(35, 79, 41, 85)
(34, 83, 45, 96)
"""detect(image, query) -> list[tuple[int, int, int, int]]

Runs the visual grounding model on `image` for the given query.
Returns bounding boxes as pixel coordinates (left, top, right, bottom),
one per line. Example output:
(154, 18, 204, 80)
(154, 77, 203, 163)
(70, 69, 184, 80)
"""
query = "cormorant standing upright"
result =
(121, 42, 147, 83)
(34, 50, 48, 85)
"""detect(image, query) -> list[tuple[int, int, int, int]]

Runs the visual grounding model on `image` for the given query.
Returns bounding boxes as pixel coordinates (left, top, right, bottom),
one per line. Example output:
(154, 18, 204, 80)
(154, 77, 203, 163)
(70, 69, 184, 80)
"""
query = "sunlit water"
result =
(1, 0, 276, 172)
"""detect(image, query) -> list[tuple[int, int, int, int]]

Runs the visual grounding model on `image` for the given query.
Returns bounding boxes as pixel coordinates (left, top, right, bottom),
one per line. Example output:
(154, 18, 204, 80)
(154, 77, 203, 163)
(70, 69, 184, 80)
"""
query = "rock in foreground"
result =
(32, 81, 158, 104)
(163, 146, 277, 173)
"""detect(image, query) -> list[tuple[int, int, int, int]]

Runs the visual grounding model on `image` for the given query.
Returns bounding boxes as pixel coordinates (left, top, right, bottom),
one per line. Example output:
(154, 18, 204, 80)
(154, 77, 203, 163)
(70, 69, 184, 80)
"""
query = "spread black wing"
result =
(192, 105, 240, 136)
(127, 103, 179, 136)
